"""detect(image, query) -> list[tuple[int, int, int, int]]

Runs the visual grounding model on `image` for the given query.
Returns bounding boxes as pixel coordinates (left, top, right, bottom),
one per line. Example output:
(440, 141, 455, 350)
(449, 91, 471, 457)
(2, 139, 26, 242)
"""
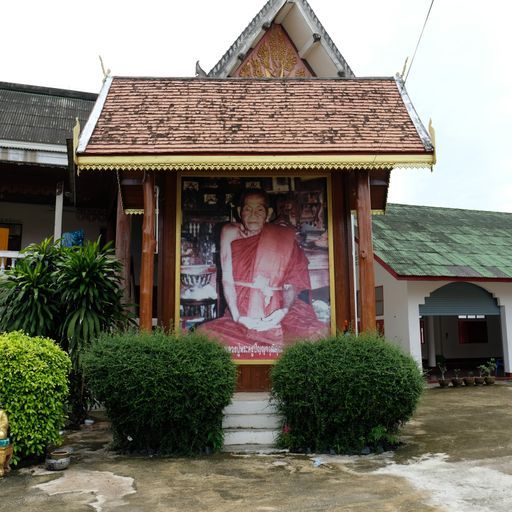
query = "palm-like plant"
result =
(57, 239, 130, 370)
(0, 239, 62, 338)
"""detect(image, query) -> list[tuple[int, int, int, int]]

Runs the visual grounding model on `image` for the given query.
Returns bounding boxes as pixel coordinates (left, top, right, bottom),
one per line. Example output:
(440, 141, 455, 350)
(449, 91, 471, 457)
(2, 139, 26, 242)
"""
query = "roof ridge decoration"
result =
(77, 76, 113, 154)
(208, 0, 354, 78)
(394, 74, 434, 155)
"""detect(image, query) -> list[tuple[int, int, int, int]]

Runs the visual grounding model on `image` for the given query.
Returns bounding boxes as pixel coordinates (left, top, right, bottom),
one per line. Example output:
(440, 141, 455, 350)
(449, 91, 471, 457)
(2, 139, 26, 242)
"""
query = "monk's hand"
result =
(260, 308, 288, 328)
(239, 316, 265, 330)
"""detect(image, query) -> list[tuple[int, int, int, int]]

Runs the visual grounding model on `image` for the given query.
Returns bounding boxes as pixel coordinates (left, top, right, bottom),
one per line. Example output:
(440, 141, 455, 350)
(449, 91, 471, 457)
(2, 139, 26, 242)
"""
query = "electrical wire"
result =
(404, 0, 435, 83)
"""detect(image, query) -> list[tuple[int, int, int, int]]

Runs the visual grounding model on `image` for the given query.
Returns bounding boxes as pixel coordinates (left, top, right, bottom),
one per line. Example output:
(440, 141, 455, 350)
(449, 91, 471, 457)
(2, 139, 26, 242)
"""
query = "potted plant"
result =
(475, 366, 486, 385)
(463, 371, 475, 386)
(484, 358, 497, 385)
(451, 368, 463, 387)
(437, 363, 450, 388)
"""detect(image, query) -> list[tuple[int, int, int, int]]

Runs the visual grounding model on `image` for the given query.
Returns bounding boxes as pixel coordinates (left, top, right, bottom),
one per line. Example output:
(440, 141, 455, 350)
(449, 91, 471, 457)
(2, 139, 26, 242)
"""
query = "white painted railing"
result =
(0, 251, 24, 273)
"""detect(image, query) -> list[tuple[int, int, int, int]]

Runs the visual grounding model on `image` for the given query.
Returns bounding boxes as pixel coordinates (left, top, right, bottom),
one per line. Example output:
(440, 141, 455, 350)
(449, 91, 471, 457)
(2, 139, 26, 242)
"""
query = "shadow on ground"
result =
(1, 384, 512, 511)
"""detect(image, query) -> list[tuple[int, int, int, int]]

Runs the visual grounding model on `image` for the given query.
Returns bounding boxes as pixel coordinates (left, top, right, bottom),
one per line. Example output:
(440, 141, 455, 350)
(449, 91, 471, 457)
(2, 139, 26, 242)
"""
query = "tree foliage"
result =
(0, 332, 71, 465)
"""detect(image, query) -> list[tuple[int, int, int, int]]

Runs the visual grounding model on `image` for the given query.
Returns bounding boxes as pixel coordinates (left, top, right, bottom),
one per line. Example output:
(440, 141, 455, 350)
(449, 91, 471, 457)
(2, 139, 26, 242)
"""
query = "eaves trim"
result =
(76, 153, 434, 172)
(0, 139, 66, 153)
(374, 255, 512, 283)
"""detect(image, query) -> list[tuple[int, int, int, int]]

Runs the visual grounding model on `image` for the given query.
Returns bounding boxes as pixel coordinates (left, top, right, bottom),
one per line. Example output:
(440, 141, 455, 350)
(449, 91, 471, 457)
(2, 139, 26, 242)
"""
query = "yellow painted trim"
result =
(235, 359, 277, 365)
(124, 209, 144, 215)
(428, 119, 437, 166)
(77, 153, 434, 172)
(72, 118, 80, 165)
(174, 175, 183, 333)
(326, 174, 336, 336)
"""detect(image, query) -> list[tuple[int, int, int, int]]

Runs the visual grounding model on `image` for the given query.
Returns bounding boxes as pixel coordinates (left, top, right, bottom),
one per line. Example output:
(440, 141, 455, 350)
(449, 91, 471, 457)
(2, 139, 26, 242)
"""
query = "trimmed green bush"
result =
(82, 330, 237, 455)
(0, 331, 71, 464)
(271, 332, 424, 453)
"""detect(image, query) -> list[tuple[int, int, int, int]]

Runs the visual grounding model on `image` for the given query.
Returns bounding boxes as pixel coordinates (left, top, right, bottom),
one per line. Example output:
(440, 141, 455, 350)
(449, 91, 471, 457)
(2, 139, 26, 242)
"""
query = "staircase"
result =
(222, 392, 282, 452)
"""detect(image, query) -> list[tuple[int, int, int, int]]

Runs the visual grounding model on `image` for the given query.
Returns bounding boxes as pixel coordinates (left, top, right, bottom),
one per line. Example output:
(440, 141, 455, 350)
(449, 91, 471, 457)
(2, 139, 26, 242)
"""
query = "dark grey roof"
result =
(0, 82, 97, 146)
(208, 0, 354, 78)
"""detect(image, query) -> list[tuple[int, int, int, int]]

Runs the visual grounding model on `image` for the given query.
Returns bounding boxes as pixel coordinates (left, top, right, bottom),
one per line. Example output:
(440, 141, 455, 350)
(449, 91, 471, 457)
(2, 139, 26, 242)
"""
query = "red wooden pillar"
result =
(140, 172, 156, 331)
(157, 174, 177, 331)
(331, 172, 356, 331)
(115, 190, 132, 306)
(356, 171, 376, 332)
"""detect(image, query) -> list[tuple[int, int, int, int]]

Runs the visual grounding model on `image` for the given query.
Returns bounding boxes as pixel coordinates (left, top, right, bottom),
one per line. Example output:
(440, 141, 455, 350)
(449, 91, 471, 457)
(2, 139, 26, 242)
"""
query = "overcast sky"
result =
(3, 1, 511, 212)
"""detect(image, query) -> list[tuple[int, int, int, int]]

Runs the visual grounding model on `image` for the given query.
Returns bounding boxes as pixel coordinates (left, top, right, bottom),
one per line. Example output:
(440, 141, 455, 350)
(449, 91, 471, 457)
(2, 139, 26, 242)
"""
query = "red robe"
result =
(198, 224, 329, 360)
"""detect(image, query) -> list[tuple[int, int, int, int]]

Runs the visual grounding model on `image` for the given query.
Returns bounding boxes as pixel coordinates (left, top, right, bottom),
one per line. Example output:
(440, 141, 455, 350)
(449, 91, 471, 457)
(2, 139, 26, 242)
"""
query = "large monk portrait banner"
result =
(179, 176, 331, 361)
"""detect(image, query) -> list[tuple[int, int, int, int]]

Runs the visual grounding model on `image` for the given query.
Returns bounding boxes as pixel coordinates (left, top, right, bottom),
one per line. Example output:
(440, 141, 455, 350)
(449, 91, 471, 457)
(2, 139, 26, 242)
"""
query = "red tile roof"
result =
(80, 77, 432, 156)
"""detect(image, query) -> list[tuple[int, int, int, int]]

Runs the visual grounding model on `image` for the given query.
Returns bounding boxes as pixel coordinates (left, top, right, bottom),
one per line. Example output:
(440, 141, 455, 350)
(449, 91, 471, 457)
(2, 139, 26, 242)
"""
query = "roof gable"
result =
(233, 24, 312, 78)
(373, 204, 512, 280)
(208, 0, 354, 78)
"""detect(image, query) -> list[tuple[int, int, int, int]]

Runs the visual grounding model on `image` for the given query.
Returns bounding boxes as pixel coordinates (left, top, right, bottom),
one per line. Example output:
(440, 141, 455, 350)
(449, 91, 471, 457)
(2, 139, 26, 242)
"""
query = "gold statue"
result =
(0, 409, 8, 439)
(0, 409, 13, 477)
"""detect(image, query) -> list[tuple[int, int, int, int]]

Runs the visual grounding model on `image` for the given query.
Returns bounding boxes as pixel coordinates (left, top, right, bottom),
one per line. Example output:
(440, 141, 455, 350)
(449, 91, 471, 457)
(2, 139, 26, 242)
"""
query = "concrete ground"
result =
(2, 384, 512, 511)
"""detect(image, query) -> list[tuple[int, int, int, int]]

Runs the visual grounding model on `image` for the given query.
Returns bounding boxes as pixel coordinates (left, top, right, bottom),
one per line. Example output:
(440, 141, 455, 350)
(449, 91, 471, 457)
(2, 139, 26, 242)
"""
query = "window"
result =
(0, 222, 22, 251)
(357, 286, 384, 317)
(458, 315, 488, 344)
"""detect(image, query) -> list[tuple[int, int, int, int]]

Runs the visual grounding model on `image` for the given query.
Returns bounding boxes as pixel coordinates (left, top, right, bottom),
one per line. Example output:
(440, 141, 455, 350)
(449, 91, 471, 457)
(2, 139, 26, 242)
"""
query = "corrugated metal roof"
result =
(373, 204, 512, 279)
(0, 82, 97, 146)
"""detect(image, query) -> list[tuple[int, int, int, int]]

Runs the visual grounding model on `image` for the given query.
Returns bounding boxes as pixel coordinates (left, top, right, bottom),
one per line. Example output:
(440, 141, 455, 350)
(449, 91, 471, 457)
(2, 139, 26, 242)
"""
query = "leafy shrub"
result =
(0, 238, 133, 425)
(0, 331, 71, 464)
(271, 332, 424, 453)
(83, 330, 237, 455)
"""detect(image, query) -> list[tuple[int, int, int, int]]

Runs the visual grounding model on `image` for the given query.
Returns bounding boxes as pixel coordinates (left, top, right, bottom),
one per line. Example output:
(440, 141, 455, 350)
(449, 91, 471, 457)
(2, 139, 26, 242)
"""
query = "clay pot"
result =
(451, 378, 464, 387)
(463, 377, 475, 386)
(438, 379, 450, 388)
(485, 376, 496, 385)
(475, 377, 485, 385)
(46, 449, 71, 471)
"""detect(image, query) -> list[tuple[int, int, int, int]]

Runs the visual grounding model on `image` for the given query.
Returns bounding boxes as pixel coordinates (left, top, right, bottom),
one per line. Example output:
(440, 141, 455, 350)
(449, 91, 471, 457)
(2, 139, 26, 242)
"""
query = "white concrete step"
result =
(222, 413, 281, 429)
(222, 444, 287, 454)
(223, 428, 279, 446)
(224, 393, 278, 416)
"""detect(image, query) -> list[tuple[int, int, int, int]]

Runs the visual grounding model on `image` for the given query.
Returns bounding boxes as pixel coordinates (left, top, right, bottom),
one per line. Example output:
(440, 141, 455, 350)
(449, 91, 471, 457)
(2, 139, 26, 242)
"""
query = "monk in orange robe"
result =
(198, 190, 328, 359)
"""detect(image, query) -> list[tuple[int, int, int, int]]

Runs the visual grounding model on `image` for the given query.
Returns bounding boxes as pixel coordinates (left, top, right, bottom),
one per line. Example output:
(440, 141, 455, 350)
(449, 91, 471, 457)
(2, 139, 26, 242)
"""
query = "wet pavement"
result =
(1, 383, 512, 511)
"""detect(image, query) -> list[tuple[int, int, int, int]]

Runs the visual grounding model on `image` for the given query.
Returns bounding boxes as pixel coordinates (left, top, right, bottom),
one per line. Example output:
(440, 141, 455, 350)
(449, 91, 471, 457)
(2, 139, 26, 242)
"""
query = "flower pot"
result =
(438, 379, 450, 388)
(485, 376, 496, 385)
(451, 378, 464, 387)
(463, 377, 475, 386)
(46, 449, 71, 471)
(475, 377, 485, 385)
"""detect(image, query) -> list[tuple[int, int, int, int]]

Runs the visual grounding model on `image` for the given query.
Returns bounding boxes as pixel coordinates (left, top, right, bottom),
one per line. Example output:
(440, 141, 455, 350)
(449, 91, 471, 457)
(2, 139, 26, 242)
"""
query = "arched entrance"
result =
(420, 282, 503, 376)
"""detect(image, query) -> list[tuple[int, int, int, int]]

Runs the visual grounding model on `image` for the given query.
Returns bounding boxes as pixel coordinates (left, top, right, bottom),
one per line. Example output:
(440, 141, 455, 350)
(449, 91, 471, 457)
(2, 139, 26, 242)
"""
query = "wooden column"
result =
(140, 172, 156, 331)
(331, 172, 356, 331)
(157, 174, 177, 331)
(356, 171, 376, 332)
(115, 190, 132, 306)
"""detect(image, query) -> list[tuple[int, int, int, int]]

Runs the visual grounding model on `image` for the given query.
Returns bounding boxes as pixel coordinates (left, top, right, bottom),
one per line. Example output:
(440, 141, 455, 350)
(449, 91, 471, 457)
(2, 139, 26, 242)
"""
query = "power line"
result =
(404, 0, 435, 83)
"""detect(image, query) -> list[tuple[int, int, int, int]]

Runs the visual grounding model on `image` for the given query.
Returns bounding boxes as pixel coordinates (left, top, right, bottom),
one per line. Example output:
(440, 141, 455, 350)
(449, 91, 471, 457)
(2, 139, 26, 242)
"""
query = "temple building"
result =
(75, 0, 435, 390)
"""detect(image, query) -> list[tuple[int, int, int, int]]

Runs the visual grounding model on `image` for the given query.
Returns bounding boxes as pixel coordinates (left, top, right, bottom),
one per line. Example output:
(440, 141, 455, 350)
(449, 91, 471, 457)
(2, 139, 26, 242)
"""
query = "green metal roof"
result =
(372, 204, 512, 279)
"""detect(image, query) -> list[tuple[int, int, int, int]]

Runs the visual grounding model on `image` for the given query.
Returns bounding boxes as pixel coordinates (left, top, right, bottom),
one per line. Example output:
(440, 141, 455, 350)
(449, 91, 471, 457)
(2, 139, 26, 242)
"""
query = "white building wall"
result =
(0, 201, 106, 248)
(375, 259, 512, 373)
